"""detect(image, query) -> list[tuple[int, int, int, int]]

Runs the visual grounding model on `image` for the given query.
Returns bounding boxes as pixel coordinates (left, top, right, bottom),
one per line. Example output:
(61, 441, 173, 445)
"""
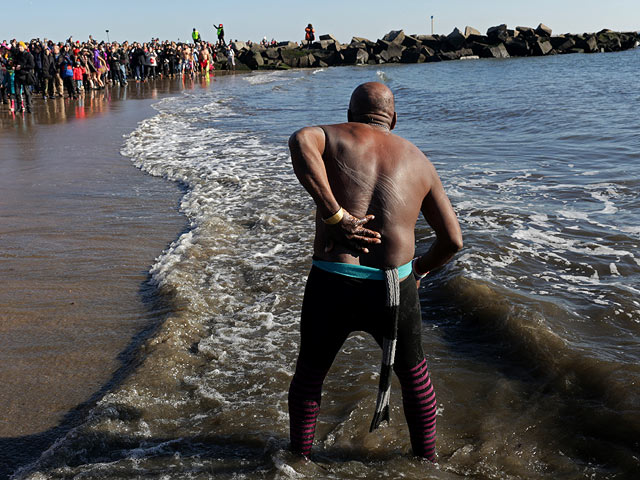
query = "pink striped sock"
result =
(397, 358, 437, 461)
(288, 362, 329, 456)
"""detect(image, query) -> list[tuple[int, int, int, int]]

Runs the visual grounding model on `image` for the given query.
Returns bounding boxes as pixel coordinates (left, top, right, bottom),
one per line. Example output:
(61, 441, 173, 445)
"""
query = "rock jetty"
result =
(216, 25, 640, 71)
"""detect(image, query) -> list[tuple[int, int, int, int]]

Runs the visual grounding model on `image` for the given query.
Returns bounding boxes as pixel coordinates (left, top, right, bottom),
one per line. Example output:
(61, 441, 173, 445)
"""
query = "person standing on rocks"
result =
(304, 23, 315, 47)
(214, 23, 225, 47)
(225, 44, 235, 72)
(192, 28, 201, 45)
(287, 82, 462, 461)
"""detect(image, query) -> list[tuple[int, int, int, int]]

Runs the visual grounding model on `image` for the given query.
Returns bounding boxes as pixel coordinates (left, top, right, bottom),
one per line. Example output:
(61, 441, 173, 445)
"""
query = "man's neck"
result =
(351, 114, 391, 131)
(365, 121, 390, 131)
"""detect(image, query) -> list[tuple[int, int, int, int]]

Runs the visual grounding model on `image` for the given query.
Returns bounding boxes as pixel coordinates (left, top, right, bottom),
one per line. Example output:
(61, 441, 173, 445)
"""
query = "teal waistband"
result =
(312, 259, 413, 280)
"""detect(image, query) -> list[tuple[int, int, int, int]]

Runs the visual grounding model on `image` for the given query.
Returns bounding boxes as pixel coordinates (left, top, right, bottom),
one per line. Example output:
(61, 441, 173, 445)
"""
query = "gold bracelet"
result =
(322, 207, 344, 225)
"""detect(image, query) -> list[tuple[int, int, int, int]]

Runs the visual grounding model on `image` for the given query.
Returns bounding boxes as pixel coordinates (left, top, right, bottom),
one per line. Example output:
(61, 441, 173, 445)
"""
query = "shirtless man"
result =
(287, 82, 463, 461)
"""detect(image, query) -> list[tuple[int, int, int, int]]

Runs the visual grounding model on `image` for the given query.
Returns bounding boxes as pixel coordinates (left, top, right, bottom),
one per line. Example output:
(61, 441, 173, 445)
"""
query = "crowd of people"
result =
(0, 25, 253, 114)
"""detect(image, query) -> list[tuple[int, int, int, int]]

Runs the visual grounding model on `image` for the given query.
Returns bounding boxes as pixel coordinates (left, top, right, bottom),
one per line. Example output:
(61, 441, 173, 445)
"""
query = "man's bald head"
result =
(349, 82, 395, 119)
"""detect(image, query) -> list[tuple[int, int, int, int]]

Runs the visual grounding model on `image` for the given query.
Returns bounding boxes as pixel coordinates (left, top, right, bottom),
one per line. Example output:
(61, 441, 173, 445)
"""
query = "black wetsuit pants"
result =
(288, 266, 437, 460)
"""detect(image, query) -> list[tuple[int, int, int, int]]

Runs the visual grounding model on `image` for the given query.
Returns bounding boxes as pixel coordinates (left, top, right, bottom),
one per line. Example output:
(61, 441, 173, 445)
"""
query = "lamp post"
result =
(106, 29, 110, 43)
(430, 16, 434, 35)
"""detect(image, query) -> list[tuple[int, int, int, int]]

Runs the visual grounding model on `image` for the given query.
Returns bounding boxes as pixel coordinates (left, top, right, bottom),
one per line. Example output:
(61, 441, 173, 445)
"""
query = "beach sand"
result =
(0, 78, 211, 476)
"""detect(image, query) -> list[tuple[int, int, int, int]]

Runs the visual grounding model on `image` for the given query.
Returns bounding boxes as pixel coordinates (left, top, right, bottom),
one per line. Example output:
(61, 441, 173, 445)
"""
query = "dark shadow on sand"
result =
(0, 268, 184, 479)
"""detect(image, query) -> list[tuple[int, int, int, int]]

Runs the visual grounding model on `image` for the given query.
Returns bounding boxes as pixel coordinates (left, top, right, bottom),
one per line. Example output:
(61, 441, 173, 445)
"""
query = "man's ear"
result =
(390, 112, 397, 130)
(347, 109, 352, 122)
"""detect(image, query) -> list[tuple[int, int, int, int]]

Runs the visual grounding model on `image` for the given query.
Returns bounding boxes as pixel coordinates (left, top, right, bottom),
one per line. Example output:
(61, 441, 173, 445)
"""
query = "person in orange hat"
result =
(13, 41, 35, 112)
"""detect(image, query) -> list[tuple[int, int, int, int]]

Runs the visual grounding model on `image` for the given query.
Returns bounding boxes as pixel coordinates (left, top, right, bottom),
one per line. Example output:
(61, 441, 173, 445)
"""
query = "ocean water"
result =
(15, 49, 640, 479)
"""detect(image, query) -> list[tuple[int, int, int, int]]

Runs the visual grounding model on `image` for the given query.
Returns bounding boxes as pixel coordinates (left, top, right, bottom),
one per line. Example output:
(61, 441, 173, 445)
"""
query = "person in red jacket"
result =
(73, 60, 85, 92)
(304, 24, 315, 47)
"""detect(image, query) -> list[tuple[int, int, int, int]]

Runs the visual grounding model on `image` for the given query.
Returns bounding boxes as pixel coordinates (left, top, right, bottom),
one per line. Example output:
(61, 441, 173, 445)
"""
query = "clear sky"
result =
(3, 0, 639, 44)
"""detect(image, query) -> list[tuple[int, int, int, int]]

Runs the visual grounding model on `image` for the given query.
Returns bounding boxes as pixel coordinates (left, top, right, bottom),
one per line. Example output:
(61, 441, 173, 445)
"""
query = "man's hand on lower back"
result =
(324, 209, 382, 254)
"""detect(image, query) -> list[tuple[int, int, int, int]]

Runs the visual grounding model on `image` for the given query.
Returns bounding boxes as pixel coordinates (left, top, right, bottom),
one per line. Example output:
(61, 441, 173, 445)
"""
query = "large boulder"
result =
(402, 35, 421, 48)
(310, 49, 338, 63)
(232, 40, 248, 52)
(400, 46, 426, 63)
(535, 23, 553, 37)
(373, 39, 391, 54)
(597, 31, 622, 51)
(281, 55, 298, 68)
(416, 35, 443, 50)
(421, 45, 437, 59)
(351, 36, 372, 44)
(350, 37, 375, 53)
(383, 30, 406, 45)
(277, 41, 298, 49)
(446, 27, 467, 49)
(439, 50, 462, 61)
(298, 53, 315, 68)
(486, 43, 510, 58)
(280, 48, 306, 67)
(504, 36, 530, 56)
(468, 41, 490, 57)
(343, 47, 369, 65)
(582, 35, 598, 53)
(487, 24, 508, 43)
(473, 42, 507, 58)
(242, 51, 264, 69)
(549, 35, 568, 49)
(465, 26, 482, 37)
(311, 40, 332, 50)
(619, 33, 639, 49)
(264, 48, 279, 59)
(516, 26, 536, 39)
(466, 33, 490, 45)
(319, 34, 339, 43)
(532, 38, 553, 55)
(440, 47, 474, 61)
(379, 43, 404, 62)
(555, 37, 576, 53)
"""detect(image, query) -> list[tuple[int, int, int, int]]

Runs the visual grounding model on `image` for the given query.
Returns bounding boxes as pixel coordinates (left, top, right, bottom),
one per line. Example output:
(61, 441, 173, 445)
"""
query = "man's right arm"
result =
(289, 127, 339, 218)
(288, 127, 382, 253)
(414, 161, 463, 277)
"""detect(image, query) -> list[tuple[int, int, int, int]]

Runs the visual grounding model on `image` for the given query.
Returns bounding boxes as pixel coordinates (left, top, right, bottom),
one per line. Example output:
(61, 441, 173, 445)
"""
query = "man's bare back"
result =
(314, 121, 436, 268)
(289, 82, 462, 276)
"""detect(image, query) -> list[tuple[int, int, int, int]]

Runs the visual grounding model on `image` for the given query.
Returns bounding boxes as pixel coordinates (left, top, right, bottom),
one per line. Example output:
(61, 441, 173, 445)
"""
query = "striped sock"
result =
(397, 357, 437, 461)
(288, 362, 329, 456)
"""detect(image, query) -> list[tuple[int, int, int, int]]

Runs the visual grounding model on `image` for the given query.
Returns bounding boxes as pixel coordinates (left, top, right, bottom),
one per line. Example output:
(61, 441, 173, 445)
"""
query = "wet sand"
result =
(0, 79, 213, 477)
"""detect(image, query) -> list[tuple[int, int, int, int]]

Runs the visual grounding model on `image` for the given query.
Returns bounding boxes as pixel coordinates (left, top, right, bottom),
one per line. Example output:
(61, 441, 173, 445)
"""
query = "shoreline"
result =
(0, 71, 245, 122)
(0, 76, 203, 478)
